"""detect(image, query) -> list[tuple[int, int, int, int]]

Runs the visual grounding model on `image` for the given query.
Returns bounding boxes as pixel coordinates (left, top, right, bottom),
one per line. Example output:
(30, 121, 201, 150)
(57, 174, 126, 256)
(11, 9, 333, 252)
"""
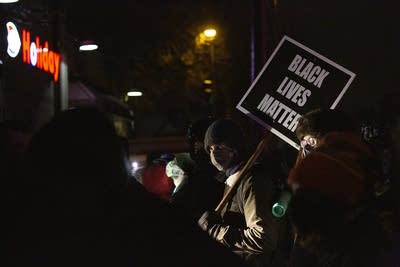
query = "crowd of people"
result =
(2, 106, 399, 266)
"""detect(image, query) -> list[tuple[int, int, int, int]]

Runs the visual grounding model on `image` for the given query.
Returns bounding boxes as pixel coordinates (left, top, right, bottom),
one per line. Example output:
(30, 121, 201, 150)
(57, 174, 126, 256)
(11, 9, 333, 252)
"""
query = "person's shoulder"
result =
(239, 163, 280, 196)
(239, 163, 268, 185)
(245, 162, 273, 180)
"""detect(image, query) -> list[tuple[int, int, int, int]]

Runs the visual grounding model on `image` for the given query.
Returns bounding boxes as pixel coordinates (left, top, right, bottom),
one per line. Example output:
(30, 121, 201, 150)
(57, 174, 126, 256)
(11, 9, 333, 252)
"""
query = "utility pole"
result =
(51, 0, 68, 114)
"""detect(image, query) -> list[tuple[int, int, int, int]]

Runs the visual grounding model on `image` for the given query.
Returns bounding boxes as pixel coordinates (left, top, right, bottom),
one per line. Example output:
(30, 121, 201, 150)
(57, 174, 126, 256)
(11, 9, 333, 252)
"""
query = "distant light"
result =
(79, 43, 98, 51)
(0, 59, 3, 64)
(0, 0, 19, 3)
(131, 161, 139, 171)
(203, 79, 213, 85)
(204, 88, 213, 93)
(203, 28, 217, 39)
(127, 91, 143, 97)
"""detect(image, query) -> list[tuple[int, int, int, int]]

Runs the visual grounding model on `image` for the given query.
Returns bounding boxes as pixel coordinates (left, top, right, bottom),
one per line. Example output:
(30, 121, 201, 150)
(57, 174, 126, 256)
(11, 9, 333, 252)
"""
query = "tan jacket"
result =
(208, 164, 291, 267)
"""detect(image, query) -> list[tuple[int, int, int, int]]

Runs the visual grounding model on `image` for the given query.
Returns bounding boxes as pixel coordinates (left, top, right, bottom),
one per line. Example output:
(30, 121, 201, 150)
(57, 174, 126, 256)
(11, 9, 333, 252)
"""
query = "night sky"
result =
(1, 0, 399, 138)
(65, 1, 234, 64)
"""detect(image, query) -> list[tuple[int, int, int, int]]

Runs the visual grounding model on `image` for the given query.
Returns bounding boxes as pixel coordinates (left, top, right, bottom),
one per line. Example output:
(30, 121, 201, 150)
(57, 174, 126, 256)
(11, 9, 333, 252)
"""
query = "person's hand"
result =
(198, 210, 222, 231)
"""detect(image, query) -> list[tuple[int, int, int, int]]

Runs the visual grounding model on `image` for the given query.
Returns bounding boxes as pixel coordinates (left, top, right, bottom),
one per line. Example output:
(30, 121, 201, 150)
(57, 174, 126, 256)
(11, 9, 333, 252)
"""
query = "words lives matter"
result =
(257, 54, 330, 132)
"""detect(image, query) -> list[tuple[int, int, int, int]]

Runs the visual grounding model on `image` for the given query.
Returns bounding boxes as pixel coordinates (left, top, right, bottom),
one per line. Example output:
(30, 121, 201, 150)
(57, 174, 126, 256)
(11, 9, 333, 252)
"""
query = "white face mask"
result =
(210, 145, 235, 171)
(165, 160, 185, 178)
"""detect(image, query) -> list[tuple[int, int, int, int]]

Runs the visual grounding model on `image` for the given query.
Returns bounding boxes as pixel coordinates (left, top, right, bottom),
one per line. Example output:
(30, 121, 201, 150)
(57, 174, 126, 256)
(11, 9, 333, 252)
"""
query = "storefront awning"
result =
(69, 81, 134, 120)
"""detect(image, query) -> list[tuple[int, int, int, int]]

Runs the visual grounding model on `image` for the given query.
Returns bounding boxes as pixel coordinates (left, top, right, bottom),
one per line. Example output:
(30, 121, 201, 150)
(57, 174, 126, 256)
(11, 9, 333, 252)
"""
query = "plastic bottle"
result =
(271, 190, 292, 218)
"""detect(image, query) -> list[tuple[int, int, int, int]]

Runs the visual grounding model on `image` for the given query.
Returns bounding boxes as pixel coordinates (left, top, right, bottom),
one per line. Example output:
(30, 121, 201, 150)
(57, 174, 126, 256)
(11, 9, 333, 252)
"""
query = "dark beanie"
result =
(204, 119, 245, 154)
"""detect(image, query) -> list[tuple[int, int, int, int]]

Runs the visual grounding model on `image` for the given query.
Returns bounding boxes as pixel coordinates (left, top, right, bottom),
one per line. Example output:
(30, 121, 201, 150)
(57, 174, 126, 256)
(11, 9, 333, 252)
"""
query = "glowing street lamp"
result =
(127, 91, 142, 97)
(79, 40, 98, 51)
(201, 27, 217, 93)
(197, 27, 217, 45)
(203, 28, 217, 40)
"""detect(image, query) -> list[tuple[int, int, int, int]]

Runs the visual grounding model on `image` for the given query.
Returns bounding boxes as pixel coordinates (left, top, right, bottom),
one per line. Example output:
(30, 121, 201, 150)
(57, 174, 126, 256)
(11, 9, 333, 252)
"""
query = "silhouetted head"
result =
(296, 108, 356, 157)
(0, 119, 31, 163)
(186, 116, 214, 162)
(26, 108, 128, 200)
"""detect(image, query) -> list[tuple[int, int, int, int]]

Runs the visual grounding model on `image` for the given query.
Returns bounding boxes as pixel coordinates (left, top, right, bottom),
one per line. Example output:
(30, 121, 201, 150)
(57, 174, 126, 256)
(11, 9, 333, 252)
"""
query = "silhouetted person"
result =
(8, 108, 248, 267)
(10, 108, 130, 266)
(141, 153, 175, 201)
(0, 119, 31, 191)
(0, 120, 31, 166)
(287, 132, 392, 267)
(186, 117, 225, 220)
(1, 120, 31, 255)
(295, 108, 356, 159)
(166, 153, 195, 212)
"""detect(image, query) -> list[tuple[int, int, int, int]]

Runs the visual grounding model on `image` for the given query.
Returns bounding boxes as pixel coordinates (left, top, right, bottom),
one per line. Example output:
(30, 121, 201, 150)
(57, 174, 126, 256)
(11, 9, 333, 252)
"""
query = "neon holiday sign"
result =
(6, 21, 61, 82)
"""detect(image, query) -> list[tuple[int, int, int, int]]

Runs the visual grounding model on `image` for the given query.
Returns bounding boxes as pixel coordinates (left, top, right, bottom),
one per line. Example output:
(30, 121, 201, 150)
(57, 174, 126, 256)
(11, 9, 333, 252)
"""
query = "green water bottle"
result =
(271, 191, 292, 218)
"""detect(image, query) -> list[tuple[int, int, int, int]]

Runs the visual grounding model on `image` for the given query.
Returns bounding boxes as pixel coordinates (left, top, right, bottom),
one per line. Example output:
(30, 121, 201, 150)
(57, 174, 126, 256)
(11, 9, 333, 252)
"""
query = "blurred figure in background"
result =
(9, 108, 250, 267)
(141, 153, 175, 201)
(287, 131, 393, 266)
(186, 117, 225, 220)
(295, 107, 397, 236)
(294, 108, 382, 192)
(295, 108, 357, 159)
(0, 119, 31, 155)
(0, 118, 31, 185)
(1, 119, 32, 258)
(11, 108, 130, 266)
(166, 153, 195, 212)
(0, 119, 31, 180)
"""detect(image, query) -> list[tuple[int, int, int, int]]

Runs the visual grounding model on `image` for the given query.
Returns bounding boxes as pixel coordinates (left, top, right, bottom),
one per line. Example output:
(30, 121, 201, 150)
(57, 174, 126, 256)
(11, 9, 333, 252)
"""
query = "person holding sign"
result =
(197, 119, 292, 267)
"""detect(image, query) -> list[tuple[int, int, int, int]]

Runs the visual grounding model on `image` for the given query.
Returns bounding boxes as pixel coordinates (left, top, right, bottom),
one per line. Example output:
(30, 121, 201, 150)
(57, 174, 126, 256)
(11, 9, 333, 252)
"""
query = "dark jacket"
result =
(170, 159, 224, 221)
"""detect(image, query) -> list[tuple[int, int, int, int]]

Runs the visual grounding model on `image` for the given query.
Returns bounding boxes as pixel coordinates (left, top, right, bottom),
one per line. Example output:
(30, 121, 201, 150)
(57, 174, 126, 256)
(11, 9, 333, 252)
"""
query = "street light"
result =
(202, 27, 217, 94)
(79, 40, 98, 51)
(195, 27, 218, 94)
(127, 90, 143, 97)
(203, 28, 217, 40)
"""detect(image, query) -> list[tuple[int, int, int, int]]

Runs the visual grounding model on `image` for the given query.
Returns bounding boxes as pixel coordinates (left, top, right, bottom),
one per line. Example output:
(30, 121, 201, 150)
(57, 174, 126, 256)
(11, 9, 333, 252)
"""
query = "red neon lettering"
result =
(53, 53, 60, 82)
(42, 41, 49, 72)
(21, 29, 61, 82)
(22, 30, 30, 64)
(48, 51, 54, 74)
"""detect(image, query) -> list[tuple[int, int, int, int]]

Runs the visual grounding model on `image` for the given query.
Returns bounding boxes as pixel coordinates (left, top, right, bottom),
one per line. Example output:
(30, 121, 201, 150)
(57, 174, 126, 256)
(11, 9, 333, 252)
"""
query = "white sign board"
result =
(237, 36, 356, 149)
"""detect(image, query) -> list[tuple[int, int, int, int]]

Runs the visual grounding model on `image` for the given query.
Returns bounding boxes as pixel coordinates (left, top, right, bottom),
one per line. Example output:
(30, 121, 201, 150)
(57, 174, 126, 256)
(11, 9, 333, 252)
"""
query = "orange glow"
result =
(43, 41, 49, 71)
(22, 30, 30, 63)
(35, 36, 42, 68)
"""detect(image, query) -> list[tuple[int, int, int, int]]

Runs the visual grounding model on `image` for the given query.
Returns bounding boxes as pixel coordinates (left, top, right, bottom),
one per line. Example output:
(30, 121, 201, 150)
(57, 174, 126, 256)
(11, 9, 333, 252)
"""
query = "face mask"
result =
(166, 160, 185, 178)
(210, 145, 235, 171)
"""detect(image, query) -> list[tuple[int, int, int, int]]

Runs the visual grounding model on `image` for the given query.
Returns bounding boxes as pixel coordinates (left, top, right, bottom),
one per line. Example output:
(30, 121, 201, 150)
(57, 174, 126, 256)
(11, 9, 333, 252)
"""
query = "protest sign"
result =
(237, 36, 355, 149)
